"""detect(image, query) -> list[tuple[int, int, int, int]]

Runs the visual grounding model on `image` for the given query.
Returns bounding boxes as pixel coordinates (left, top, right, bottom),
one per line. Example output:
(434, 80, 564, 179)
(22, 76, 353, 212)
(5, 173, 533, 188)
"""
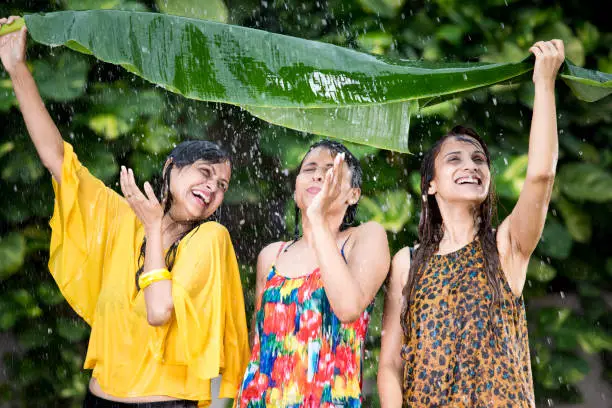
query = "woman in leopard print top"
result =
(377, 39, 565, 407)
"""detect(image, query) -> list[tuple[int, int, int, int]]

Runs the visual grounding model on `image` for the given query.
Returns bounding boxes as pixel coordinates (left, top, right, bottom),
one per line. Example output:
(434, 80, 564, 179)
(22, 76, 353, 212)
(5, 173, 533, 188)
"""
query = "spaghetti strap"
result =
(275, 242, 287, 261)
(340, 235, 351, 262)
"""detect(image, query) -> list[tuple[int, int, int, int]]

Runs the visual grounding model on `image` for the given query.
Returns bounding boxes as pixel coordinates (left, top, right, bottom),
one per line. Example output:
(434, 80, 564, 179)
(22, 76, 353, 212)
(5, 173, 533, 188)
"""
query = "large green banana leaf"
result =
(2, 11, 611, 152)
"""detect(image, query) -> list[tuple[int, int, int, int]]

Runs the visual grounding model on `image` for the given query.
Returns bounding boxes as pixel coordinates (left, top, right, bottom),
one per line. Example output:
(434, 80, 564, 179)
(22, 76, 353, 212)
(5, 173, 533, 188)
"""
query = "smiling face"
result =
(427, 135, 491, 206)
(167, 159, 231, 222)
(295, 146, 360, 213)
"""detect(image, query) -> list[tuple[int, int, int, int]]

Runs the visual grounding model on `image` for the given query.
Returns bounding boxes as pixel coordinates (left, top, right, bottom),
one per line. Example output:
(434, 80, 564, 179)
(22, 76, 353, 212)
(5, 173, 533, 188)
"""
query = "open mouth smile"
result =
(192, 189, 211, 206)
(454, 175, 482, 185)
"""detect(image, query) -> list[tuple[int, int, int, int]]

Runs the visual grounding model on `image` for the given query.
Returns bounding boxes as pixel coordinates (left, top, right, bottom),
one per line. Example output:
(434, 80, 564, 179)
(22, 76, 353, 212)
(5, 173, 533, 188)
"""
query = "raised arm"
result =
(497, 39, 565, 295)
(0, 17, 64, 181)
(378, 247, 410, 408)
(312, 220, 390, 323)
(119, 166, 172, 326)
(308, 154, 390, 323)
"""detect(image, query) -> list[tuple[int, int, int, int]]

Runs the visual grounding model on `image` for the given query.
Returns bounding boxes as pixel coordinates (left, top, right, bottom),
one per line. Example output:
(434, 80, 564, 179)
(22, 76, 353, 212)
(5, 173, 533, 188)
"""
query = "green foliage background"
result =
(0, 0, 611, 406)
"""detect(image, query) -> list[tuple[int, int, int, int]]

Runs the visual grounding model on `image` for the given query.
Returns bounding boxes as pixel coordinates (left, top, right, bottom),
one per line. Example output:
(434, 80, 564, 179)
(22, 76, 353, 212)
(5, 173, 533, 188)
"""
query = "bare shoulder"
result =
(256, 241, 285, 277)
(391, 246, 412, 286)
(353, 221, 388, 242)
(393, 246, 412, 268)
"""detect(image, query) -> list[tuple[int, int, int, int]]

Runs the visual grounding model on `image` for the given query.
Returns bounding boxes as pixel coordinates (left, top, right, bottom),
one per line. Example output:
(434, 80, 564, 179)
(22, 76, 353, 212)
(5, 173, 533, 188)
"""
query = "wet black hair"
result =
(293, 139, 362, 239)
(401, 125, 501, 339)
(136, 140, 231, 289)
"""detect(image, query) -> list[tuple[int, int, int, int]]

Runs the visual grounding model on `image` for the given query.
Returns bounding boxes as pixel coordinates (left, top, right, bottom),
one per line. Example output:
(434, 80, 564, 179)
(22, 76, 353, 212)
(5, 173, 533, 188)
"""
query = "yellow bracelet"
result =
(139, 268, 172, 289)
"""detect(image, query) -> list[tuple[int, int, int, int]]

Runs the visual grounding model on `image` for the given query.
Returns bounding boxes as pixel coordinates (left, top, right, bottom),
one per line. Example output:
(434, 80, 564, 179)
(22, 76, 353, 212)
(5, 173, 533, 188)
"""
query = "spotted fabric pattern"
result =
(402, 239, 535, 407)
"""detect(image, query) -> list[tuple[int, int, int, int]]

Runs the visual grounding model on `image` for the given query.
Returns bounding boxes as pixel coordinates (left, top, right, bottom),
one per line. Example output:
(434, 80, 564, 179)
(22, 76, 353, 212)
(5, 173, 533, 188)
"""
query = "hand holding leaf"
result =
(0, 16, 27, 75)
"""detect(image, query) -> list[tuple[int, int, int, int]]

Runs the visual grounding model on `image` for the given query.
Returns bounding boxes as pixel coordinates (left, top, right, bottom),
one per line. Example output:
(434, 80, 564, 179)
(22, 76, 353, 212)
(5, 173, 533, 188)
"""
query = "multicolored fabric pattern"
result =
(237, 259, 372, 407)
(402, 239, 535, 408)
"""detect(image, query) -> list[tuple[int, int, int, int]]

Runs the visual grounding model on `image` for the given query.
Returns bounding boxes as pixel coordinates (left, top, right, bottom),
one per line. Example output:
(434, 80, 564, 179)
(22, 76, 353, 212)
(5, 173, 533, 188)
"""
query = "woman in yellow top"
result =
(0, 17, 250, 407)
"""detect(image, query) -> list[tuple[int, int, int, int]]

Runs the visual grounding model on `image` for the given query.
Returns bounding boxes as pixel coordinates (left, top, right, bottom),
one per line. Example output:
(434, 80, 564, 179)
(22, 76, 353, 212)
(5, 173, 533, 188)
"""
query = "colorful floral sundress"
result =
(237, 242, 372, 407)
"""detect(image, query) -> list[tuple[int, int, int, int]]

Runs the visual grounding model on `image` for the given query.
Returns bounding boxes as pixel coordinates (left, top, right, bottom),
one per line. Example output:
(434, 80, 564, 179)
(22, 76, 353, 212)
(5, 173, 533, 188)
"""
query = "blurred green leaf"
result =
(17, 324, 51, 351)
(556, 197, 592, 243)
(357, 32, 394, 55)
(436, 25, 464, 45)
(558, 163, 612, 202)
(577, 330, 612, 354)
(56, 318, 90, 342)
(37, 282, 65, 306)
(259, 127, 312, 170)
(0, 75, 17, 112)
(0, 233, 26, 281)
(357, 190, 413, 233)
(1, 149, 45, 183)
(527, 258, 557, 282)
(88, 113, 132, 140)
(11, 289, 42, 319)
(577, 22, 600, 54)
(537, 307, 572, 332)
(138, 122, 180, 155)
(538, 22, 585, 66)
(493, 154, 527, 200)
(537, 219, 573, 259)
(33, 51, 89, 102)
(129, 150, 164, 182)
(82, 149, 118, 184)
(357, 0, 405, 18)
(539, 353, 589, 388)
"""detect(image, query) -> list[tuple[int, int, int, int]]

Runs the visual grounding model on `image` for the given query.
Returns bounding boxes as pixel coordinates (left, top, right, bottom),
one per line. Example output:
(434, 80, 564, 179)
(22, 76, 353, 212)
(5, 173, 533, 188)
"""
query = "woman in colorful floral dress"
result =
(236, 140, 390, 407)
(377, 40, 565, 407)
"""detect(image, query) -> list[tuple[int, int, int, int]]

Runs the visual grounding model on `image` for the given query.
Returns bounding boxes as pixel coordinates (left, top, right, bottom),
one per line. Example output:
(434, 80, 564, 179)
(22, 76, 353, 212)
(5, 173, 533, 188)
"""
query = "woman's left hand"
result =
(529, 39, 565, 86)
(120, 166, 163, 232)
(306, 152, 345, 224)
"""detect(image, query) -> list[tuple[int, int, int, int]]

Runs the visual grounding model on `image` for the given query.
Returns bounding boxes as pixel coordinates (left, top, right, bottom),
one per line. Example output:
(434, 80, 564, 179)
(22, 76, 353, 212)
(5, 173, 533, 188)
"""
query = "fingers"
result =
(120, 166, 140, 200)
(121, 165, 157, 205)
(119, 166, 131, 198)
(531, 40, 564, 58)
(143, 182, 160, 204)
(0, 16, 21, 26)
(332, 152, 345, 188)
(529, 44, 543, 58)
(551, 39, 565, 59)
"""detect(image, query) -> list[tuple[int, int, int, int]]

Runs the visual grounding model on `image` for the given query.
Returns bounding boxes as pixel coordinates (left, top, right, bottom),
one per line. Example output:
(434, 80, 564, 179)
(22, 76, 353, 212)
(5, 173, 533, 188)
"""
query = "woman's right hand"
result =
(0, 16, 27, 75)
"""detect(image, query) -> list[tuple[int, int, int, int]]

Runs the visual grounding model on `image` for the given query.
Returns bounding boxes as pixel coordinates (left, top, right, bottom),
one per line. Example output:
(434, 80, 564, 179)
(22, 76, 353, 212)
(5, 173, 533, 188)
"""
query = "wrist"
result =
(144, 222, 163, 237)
(533, 78, 556, 92)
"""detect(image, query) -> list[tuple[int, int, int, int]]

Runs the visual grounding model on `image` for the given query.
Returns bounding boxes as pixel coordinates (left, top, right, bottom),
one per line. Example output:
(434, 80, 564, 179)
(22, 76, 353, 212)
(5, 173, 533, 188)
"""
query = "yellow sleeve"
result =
(149, 222, 250, 399)
(48, 142, 129, 325)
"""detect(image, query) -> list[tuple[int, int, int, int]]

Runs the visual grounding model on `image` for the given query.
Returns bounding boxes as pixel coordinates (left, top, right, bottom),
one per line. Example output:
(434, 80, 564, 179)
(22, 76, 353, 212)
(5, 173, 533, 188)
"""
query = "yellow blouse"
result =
(48, 142, 250, 406)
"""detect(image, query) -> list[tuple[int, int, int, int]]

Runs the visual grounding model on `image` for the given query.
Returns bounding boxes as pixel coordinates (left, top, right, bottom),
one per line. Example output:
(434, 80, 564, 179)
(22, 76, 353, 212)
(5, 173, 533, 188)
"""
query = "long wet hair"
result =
(135, 140, 231, 289)
(293, 139, 362, 240)
(400, 126, 502, 338)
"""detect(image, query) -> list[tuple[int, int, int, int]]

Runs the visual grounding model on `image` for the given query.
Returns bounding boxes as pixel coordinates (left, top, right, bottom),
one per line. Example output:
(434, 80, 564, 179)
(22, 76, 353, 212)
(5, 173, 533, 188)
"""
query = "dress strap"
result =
(340, 235, 351, 263)
(275, 242, 287, 261)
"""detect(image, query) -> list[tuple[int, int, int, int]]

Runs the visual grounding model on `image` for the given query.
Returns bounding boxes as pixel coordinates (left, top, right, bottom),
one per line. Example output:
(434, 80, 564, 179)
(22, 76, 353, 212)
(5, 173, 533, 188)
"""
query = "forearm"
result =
(378, 367, 403, 408)
(9, 63, 64, 180)
(311, 222, 365, 322)
(527, 81, 558, 179)
(142, 226, 174, 326)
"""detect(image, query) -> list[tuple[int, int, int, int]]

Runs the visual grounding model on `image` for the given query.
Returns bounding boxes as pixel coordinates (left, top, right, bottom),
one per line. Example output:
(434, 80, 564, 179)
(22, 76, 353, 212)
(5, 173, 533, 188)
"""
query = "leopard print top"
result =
(402, 239, 535, 407)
